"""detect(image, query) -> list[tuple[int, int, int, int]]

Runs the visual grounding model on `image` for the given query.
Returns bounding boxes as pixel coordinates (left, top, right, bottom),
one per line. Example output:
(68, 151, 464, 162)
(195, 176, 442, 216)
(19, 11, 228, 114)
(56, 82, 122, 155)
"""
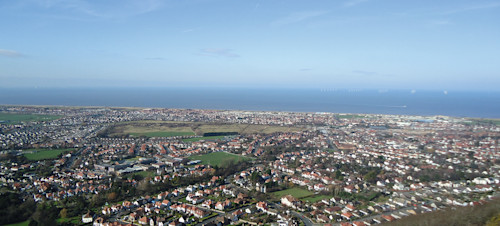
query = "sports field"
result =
(272, 187, 314, 199)
(0, 113, 61, 124)
(188, 152, 250, 167)
(302, 195, 332, 203)
(23, 148, 73, 161)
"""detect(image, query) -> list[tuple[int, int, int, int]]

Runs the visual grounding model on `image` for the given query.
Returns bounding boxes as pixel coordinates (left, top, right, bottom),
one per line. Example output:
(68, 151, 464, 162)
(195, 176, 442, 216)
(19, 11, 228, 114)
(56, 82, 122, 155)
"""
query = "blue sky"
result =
(1, 0, 499, 90)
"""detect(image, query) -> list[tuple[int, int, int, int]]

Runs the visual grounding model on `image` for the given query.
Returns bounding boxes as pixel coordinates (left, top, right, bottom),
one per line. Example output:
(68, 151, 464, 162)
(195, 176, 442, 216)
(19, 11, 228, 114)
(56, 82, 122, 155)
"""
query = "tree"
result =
(0, 192, 35, 225)
(90, 193, 106, 208)
(250, 171, 260, 183)
(107, 192, 118, 201)
(30, 203, 58, 226)
(363, 170, 378, 183)
(335, 170, 344, 181)
(486, 213, 500, 226)
(59, 208, 68, 218)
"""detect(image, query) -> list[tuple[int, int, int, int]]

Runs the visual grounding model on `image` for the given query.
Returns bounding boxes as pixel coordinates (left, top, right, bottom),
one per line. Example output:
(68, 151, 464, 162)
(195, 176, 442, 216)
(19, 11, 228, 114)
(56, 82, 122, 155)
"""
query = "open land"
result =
(188, 152, 251, 167)
(302, 195, 333, 203)
(102, 121, 303, 137)
(23, 148, 73, 161)
(466, 118, 500, 126)
(182, 135, 227, 142)
(0, 113, 61, 124)
(272, 187, 314, 199)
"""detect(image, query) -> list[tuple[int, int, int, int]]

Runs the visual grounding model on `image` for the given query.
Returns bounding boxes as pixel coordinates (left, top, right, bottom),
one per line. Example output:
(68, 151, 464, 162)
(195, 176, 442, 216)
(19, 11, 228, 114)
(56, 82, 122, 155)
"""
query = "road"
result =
(267, 202, 315, 226)
(290, 210, 314, 226)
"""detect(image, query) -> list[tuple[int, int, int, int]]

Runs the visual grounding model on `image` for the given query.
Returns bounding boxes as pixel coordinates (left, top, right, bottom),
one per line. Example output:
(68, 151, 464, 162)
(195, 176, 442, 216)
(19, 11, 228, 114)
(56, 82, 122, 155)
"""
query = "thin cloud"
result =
(181, 27, 201, 33)
(429, 20, 451, 26)
(255, 3, 260, 10)
(299, 68, 312, 72)
(0, 49, 25, 57)
(271, 11, 328, 26)
(441, 2, 500, 15)
(254, 0, 261, 10)
(343, 0, 370, 7)
(199, 48, 240, 58)
(181, 28, 195, 33)
(144, 57, 165, 60)
(30, 0, 164, 19)
(353, 70, 396, 78)
(353, 70, 377, 76)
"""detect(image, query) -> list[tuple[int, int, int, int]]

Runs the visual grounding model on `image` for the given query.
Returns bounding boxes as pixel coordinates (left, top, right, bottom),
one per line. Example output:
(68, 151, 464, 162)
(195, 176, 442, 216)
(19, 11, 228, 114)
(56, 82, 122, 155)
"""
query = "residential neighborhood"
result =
(1, 106, 499, 225)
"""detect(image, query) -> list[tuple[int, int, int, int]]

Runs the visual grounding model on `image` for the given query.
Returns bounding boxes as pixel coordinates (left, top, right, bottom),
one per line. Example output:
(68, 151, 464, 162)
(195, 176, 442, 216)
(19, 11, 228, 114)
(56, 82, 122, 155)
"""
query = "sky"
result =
(1, 0, 500, 90)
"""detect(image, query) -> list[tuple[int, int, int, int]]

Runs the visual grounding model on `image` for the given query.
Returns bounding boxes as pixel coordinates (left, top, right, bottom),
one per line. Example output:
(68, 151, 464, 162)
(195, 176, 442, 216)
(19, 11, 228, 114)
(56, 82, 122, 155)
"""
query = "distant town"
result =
(1, 105, 499, 226)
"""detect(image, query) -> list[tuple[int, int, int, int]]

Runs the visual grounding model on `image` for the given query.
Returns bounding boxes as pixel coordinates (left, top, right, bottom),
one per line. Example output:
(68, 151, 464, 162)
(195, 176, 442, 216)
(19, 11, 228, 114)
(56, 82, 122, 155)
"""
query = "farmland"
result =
(23, 148, 73, 161)
(188, 152, 251, 167)
(100, 121, 304, 138)
(0, 113, 61, 124)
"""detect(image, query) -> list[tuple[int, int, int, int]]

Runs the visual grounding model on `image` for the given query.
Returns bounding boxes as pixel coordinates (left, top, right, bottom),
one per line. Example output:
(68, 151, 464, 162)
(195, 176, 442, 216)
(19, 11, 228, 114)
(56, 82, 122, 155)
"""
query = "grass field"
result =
(56, 216, 81, 225)
(272, 187, 314, 199)
(188, 152, 251, 167)
(130, 131, 195, 137)
(466, 118, 500, 126)
(336, 114, 366, 119)
(195, 123, 302, 135)
(5, 220, 30, 226)
(103, 121, 304, 138)
(0, 113, 61, 124)
(182, 135, 227, 142)
(23, 148, 73, 161)
(302, 195, 332, 203)
(127, 170, 155, 179)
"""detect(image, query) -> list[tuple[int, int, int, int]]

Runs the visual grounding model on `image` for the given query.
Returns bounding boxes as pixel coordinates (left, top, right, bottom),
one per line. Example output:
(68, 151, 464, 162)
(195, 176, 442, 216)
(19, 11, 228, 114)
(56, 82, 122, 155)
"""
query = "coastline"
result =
(1, 88, 499, 119)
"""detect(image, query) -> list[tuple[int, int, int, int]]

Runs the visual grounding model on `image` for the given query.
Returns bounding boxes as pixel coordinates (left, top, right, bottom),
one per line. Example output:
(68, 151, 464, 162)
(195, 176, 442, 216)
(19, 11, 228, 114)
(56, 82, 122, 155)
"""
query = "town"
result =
(1, 105, 499, 226)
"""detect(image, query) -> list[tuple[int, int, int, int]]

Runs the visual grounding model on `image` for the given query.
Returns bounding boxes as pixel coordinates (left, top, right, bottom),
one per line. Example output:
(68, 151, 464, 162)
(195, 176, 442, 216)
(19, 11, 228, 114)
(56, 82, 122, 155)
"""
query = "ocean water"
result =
(0, 88, 499, 118)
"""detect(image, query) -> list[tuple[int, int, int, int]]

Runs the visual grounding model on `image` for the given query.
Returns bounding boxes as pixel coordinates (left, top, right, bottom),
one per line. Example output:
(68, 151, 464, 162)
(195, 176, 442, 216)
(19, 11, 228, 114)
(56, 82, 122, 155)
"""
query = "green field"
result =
(272, 187, 314, 199)
(102, 121, 304, 138)
(188, 152, 251, 167)
(302, 195, 332, 203)
(23, 148, 73, 161)
(56, 216, 81, 225)
(195, 123, 302, 135)
(466, 118, 500, 126)
(5, 220, 30, 226)
(130, 131, 195, 137)
(182, 135, 227, 142)
(336, 114, 366, 119)
(0, 113, 61, 124)
(127, 170, 155, 179)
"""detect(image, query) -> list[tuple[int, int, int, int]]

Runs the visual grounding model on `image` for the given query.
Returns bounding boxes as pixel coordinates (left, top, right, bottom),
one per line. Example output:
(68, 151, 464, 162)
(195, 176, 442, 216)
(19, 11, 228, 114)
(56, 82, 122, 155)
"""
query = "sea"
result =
(1, 87, 499, 118)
